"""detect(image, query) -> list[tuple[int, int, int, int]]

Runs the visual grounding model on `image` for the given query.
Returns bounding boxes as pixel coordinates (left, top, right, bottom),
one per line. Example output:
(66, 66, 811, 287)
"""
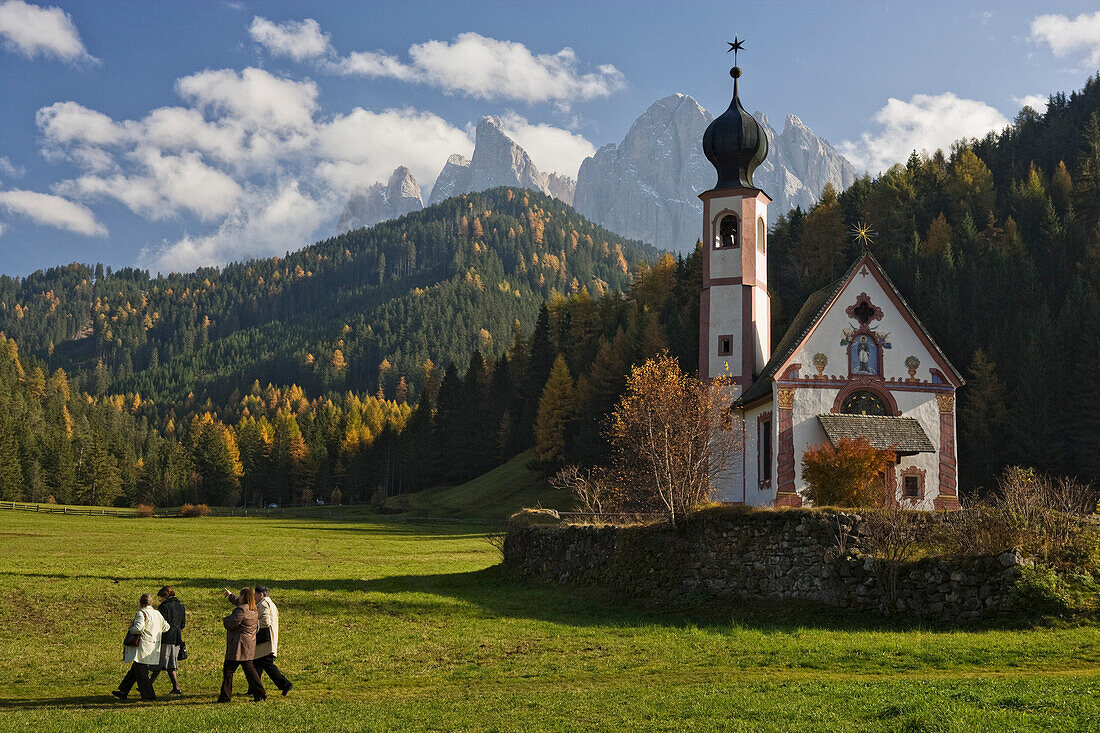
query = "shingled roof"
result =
(817, 414, 935, 454)
(733, 252, 964, 408)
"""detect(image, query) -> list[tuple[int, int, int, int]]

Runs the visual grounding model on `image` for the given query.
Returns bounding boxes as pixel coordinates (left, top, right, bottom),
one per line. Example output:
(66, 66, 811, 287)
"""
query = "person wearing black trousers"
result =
(252, 585, 292, 695)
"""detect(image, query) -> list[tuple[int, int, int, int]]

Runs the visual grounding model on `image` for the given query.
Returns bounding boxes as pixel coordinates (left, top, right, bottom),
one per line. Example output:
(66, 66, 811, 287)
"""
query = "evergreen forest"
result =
(3, 75, 1100, 507)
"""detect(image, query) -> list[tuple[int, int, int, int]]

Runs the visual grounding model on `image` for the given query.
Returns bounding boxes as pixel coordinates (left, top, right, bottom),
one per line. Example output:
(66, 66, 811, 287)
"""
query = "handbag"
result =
(256, 626, 271, 644)
(178, 639, 188, 661)
(123, 610, 147, 647)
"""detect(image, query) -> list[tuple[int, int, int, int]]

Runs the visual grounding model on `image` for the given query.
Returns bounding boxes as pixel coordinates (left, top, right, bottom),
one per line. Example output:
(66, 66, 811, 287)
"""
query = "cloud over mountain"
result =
(839, 93, 1009, 174)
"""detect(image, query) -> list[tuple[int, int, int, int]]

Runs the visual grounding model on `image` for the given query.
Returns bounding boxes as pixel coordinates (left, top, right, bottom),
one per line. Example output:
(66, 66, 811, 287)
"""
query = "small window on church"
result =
(716, 215, 739, 249)
(841, 390, 888, 416)
(757, 217, 766, 253)
(717, 335, 732, 356)
(903, 475, 921, 498)
(759, 415, 772, 484)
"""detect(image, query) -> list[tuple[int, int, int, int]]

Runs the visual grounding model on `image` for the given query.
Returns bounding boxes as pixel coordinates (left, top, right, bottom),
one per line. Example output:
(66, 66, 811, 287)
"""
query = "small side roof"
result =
(734, 252, 964, 408)
(817, 414, 935, 454)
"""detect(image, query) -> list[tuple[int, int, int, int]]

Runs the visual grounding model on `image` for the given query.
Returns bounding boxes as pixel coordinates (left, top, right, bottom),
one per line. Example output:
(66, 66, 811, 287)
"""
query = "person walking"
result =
(149, 586, 185, 695)
(217, 587, 266, 703)
(252, 585, 292, 695)
(113, 593, 170, 701)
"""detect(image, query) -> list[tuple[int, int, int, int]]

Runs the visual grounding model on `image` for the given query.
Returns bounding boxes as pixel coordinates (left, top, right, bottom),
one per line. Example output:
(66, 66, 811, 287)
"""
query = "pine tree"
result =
(534, 356, 575, 465)
(958, 350, 1009, 493)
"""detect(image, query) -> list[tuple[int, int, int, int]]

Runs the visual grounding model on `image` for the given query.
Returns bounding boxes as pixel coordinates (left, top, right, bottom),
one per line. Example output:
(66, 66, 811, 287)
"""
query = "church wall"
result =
(789, 386, 835, 494)
(892, 391, 943, 510)
(790, 273, 945, 385)
(738, 402, 776, 506)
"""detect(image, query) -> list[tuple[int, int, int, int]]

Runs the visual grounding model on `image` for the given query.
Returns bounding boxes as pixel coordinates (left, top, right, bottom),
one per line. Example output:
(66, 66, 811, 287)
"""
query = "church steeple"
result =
(702, 38, 769, 190)
(698, 37, 772, 389)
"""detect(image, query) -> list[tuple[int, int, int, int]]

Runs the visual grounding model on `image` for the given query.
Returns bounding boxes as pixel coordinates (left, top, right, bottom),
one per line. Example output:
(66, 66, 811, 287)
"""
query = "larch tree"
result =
(535, 356, 576, 465)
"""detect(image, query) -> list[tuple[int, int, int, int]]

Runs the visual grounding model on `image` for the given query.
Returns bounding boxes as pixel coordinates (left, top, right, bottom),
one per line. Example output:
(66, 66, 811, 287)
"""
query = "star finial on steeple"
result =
(727, 36, 745, 67)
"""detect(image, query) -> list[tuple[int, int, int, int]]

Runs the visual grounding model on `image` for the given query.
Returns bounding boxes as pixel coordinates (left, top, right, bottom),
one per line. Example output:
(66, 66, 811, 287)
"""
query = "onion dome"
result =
(702, 66, 769, 190)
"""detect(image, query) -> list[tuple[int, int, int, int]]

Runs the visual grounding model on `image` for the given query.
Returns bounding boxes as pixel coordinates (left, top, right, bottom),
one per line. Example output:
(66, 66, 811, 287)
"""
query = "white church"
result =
(699, 60, 964, 510)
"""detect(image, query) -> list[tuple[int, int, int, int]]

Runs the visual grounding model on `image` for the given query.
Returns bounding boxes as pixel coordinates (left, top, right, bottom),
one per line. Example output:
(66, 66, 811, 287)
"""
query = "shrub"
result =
(45, 495, 57, 505)
(937, 503, 1024, 558)
(136, 504, 155, 518)
(179, 503, 211, 517)
(801, 438, 895, 507)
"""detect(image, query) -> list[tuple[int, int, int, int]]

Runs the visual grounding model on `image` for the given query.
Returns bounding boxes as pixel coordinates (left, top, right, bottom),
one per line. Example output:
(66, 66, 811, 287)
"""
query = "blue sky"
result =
(0, 0, 1099, 276)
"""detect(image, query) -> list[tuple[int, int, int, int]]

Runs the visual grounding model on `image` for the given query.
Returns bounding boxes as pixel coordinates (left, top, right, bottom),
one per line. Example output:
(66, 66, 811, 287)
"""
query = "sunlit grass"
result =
(0, 510, 1096, 731)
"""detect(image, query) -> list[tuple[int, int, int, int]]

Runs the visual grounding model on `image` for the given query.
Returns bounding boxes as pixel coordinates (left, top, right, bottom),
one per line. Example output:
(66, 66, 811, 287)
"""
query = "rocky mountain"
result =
(755, 113, 859, 221)
(573, 93, 857, 253)
(337, 166, 423, 233)
(427, 116, 575, 206)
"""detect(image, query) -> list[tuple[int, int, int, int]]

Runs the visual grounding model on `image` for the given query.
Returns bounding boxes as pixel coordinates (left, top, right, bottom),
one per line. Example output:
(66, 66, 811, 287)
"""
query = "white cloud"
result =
(0, 188, 106, 235)
(176, 67, 318, 132)
(249, 16, 332, 61)
(329, 32, 625, 106)
(839, 93, 1010, 174)
(315, 107, 472, 194)
(1031, 11, 1100, 66)
(0, 156, 22, 179)
(0, 222, 5, 236)
(0, 0, 95, 62)
(140, 181, 330, 273)
(37, 101, 126, 146)
(58, 151, 243, 221)
(1014, 94, 1049, 113)
(497, 113, 594, 178)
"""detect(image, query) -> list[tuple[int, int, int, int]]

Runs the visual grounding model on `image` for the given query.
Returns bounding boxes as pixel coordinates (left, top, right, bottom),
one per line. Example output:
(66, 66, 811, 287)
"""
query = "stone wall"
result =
(503, 509, 1026, 622)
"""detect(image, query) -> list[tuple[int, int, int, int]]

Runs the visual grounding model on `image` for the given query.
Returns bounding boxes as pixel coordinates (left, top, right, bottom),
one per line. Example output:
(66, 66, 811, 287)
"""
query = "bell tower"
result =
(699, 38, 771, 394)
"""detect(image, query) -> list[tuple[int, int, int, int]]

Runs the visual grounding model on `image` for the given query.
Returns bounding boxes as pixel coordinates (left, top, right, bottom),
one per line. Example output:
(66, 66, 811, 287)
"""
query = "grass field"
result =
(0, 510, 1098, 732)
(386, 450, 561, 520)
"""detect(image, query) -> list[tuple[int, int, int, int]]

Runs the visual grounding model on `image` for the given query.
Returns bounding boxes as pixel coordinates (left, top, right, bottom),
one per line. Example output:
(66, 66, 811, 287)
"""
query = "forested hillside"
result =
(0, 188, 656, 407)
(768, 74, 1100, 490)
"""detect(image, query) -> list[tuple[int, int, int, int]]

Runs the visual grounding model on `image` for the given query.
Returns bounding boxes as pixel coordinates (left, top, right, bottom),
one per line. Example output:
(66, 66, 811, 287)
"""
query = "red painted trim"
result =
(938, 405, 958, 504)
(830, 381, 901, 416)
(699, 187, 772, 204)
(900, 465, 927, 504)
(776, 389, 796, 500)
(707, 276, 743, 287)
(741, 286, 754, 391)
(699, 288, 710, 380)
(775, 377, 953, 394)
(845, 325, 885, 379)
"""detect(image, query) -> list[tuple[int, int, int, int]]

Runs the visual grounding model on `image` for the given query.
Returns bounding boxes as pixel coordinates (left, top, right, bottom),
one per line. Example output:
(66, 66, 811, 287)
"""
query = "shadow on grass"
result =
(0, 694, 217, 710)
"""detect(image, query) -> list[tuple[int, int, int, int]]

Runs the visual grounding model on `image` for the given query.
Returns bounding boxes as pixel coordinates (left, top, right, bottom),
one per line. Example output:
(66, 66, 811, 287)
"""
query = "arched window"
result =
(716, 214, 739, 249)
(757, 217, 766, 253)
(841, 390, 888, 416)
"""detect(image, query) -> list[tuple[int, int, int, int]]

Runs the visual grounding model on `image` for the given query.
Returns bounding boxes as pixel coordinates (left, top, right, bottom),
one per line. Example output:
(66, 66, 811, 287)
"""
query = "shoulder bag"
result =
(123, 610, 147, 647)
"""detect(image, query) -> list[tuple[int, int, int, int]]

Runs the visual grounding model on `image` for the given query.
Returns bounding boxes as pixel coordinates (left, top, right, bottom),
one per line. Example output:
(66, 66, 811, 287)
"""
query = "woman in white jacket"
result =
(252, 586, 292, 695)
(112, 593, 170, 701)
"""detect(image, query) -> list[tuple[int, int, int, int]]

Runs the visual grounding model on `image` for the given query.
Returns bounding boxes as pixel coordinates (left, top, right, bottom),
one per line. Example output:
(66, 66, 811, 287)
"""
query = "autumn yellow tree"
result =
(534, 356, 576, 464)
(604, 352, 740, 526)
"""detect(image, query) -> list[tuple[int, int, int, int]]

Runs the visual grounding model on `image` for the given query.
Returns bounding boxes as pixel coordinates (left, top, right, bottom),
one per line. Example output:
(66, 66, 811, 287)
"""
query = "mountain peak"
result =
(337, 166, 424, 235)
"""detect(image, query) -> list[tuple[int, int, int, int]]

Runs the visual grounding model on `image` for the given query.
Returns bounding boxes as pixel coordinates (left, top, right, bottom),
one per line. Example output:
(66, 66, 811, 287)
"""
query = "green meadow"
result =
(0, 506, 1097, 732)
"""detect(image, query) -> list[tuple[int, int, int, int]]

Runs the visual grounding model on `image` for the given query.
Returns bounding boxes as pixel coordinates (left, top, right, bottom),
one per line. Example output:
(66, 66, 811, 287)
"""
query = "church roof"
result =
(733, 252, 964, 409)
(817, 414, 935, 454)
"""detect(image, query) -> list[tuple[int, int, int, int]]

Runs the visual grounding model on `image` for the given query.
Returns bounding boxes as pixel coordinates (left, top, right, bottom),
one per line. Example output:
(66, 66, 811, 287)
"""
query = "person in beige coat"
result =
(252, 585, 292, 695)
(113, 593, 170, 701)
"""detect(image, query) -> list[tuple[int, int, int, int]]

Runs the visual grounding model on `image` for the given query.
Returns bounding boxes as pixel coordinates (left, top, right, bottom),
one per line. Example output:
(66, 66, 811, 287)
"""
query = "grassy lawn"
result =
(0, 510, 1097, 731)
(387, 450, 562, 520)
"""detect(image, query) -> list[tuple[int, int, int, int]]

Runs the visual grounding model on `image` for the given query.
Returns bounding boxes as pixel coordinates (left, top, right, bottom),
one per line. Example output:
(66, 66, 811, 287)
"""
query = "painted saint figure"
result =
(857, 337, 870, 373)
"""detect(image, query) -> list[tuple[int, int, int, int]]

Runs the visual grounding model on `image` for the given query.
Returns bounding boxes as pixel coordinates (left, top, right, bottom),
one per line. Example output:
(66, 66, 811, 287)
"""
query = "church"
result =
(698, 55, 964, 510)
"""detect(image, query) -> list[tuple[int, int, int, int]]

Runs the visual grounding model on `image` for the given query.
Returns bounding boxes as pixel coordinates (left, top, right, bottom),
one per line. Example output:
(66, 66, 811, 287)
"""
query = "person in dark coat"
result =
(217, 586, 266, 703)
(149, 586, 185, 694)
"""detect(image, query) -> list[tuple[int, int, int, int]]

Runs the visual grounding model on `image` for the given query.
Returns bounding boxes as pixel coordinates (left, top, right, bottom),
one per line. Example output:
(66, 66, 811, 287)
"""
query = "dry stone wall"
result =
(503, 510, 1026, 622)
